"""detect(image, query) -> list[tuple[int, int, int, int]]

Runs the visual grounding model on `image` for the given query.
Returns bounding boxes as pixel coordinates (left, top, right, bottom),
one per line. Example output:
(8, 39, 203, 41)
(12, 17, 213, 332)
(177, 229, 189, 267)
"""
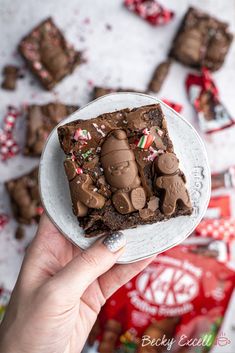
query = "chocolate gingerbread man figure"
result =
(101, 129, 146, 215)
(155, 153, 191, 216)
(64, 159, 105, 217)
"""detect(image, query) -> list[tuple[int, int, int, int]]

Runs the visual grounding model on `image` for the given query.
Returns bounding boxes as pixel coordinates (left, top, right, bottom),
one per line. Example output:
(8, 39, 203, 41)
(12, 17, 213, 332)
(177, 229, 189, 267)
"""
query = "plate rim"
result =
(39, 92, 211, 263)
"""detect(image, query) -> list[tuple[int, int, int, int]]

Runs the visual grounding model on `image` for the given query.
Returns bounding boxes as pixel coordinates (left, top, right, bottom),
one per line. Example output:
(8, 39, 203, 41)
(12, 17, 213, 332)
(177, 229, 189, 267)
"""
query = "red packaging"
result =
(185, 68, 235, 134)
(90, 245, 235, 352)
(195, 218, 235, 243)
(124, 0, 174, 26)
(212, 166, 235, 190)
(162, 99, 183, 114)
(204, 195, 231, 219)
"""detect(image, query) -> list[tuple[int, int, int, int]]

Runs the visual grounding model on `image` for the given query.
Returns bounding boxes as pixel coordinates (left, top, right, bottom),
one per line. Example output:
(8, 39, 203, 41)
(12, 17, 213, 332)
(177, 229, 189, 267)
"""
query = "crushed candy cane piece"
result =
(74, 128, 91, 141)
(124, 0, 174, 26)
(36, 207, 44, 215)
(76, 167, 83, 174)
(0, 107, 20, 161)
(137, 134, 154, 149)
(0, 214, 9, 231)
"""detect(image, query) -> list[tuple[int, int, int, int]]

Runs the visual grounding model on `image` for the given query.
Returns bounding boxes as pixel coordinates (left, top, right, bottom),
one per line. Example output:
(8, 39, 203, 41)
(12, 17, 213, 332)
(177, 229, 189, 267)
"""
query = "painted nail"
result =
(103, 232, 126, 253)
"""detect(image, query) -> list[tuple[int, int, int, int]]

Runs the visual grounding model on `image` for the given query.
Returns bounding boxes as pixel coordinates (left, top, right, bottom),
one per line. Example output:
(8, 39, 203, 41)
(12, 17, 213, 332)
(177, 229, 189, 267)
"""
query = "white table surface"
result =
(0, 0, 235, 351)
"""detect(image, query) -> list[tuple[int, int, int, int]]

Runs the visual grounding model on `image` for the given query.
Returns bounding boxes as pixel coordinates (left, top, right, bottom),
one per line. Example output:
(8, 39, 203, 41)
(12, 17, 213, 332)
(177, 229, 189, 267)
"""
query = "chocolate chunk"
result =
(64, 159, 78, 181)
(1, 65, 19, 90)
(112, 191, 134, 214)
(24, 102, 78, 156)
(139, 208, 154, 219)
(58, 104, 192, 236)
(148, 60, 171, 93)
(15, 226, 25, 240)
(131, 187, 146, 210)
(169, 7, 233, 71)
(5, 167, 42, 224)
(19, 18, 82, 90)
(147, 196, 159, 211)
(155, 153, 191, 216)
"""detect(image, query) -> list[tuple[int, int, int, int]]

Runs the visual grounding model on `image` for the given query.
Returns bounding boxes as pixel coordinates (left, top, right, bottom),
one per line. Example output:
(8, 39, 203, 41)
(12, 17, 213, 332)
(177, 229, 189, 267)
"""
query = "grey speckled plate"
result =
(39, 93, 211, 263)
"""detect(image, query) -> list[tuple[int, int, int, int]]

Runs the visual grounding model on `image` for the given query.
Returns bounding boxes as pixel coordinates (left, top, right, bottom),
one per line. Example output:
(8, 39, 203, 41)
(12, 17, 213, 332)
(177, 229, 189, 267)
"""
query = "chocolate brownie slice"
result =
(169, 7, 233, 71)
(19, 18, 82, 90)
(24, 102, 78, 156)
(6, 167, 42, 224)
(58, 104, 192, 237)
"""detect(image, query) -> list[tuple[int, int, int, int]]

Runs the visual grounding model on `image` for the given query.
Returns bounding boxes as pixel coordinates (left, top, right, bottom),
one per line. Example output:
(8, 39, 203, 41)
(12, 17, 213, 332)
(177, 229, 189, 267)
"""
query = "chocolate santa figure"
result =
(101, 129, 146, 214)
(154, 153, 191, 216)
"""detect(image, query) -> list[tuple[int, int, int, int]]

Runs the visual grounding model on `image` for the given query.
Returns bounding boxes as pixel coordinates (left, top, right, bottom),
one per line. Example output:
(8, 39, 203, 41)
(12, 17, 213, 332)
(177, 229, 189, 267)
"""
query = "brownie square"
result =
(169, 7, 233, 71)
(24, 102, 78, 156)
(6, 167, 42, 224)
(58, 104, 192, 237)
(19, 18, 82, 90)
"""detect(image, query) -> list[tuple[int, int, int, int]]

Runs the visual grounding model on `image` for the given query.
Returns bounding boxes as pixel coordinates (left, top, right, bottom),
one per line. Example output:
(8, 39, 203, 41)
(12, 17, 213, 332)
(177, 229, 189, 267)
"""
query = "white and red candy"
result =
(74, 128, 91, 142)
(124, 0, 174, 26)
(0, 214, 9, 231)
(186, 68, 235, 133)
(0, 107, 20, 161)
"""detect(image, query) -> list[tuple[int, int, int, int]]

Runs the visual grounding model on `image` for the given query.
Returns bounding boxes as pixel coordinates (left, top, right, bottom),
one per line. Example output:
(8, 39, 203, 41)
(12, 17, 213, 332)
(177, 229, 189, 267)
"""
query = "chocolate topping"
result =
(1, 65, 19, 90)
(155, 153, 191, 216)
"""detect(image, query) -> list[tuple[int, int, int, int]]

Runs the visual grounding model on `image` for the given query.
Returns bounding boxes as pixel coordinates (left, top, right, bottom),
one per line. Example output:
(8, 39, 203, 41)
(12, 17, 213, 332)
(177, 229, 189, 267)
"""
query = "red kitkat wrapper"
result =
(124, 0, 174, 26)
(196, 218, 235, 243)
(204, 195, 231, 219)
(90, 245, 235, 352)
(162, 99, 183, 113)
(186, 68, 235, 134)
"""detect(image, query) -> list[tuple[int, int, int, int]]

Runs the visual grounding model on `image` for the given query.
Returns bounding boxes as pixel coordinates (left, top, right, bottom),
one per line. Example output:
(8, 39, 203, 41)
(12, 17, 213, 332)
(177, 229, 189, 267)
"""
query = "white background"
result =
(0, 0, 235, 352)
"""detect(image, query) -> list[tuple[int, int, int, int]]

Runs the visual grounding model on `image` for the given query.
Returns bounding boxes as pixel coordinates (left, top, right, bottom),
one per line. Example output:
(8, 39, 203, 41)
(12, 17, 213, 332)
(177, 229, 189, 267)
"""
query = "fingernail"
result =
(103, 232, 126, 253)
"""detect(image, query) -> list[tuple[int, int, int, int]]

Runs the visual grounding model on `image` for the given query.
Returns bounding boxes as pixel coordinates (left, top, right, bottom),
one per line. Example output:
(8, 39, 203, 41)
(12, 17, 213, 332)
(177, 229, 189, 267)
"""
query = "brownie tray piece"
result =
(5, 167, 42, 224)
(24, 102, 78, 156)
(58, 104, 192, 237)
(169, 7, 233, 71)
(93, 86, 144, 99)
(19, 18, 82, 90)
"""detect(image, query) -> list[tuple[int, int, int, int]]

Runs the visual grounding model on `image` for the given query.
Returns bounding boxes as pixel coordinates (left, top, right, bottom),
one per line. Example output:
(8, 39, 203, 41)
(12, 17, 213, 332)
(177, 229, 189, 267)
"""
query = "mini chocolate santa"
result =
(101, 129, 146, 214)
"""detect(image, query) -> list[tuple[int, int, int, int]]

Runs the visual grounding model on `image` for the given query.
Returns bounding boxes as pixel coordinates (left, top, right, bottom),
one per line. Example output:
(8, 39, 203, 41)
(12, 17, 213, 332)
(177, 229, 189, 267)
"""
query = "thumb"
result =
(53, 232, 126, 300)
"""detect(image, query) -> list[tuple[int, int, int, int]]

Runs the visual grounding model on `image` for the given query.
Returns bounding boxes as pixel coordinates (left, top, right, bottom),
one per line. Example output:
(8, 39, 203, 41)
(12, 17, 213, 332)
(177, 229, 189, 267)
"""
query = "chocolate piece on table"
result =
(148, 60, 171, 93)
(15, 225, 25, 240)
(5, 167, 42, 224)
(169, 7, 233, 71)
(24, 102, 78, 156)
(58, 104, 192, 237)
(212, 166, 235, 190)
(93, 86, 143, 100)
(19, 18, 82, 90)
(1, 65, 19, 90)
